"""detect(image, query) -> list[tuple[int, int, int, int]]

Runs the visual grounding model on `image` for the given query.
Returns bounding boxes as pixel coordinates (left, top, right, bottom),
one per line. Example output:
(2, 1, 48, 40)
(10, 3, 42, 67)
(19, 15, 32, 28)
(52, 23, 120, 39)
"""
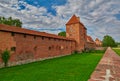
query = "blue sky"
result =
(0, 0, 120, 42)
(18, 0, 67, 15)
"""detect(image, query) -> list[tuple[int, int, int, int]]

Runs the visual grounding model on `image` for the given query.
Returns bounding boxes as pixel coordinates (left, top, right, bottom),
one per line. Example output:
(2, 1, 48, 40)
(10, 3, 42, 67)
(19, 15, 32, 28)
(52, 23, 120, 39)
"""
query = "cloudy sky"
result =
(0, 0, 120, 42)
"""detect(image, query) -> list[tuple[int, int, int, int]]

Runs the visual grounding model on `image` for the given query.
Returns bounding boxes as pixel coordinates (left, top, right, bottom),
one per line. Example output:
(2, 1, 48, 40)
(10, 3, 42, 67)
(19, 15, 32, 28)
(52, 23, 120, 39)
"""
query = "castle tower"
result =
(66, 15, 87, 52)
(95, 38, 102, 47)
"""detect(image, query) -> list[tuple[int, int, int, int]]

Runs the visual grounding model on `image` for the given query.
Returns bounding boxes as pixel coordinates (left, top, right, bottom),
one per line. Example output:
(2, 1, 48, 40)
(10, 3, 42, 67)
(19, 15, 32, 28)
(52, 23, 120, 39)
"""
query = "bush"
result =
(1, 49, 10, 67)
(73, 50, 79, 54)
(82, 49, 105, 53)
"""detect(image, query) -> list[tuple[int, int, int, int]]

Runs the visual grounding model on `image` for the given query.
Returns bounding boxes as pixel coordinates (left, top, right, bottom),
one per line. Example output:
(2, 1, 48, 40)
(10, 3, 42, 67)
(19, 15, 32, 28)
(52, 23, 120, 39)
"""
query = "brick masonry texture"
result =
(0, 15, 96, 67)
(88, 47, 120, 81)
(0, 29, 76, 67)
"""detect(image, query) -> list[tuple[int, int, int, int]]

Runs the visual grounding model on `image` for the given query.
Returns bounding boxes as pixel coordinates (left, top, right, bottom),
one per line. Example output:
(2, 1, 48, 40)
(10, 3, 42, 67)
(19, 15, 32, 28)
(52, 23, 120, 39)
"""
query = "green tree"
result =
(1, 49, 10, 67)
(58, 31, 66, 37)
(0, 16, 22, 27)
(116, 42, 120, 47)
(102, 35, 117, 47)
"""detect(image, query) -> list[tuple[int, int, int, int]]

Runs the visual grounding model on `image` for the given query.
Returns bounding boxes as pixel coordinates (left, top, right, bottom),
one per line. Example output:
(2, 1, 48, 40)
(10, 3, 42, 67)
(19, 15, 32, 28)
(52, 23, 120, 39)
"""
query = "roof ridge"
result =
(66, 15, 80, 25)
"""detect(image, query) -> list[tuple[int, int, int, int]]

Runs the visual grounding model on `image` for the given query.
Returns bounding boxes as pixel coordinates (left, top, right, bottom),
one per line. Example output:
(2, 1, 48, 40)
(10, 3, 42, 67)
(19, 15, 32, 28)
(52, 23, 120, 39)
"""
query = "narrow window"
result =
(42, 36, 44, 40)
(48, 46, 51, 50)
(11, 47, 16, 51)
(24, 34, 26, 38)
(11, 32, 15, 36)
(48, 37, 51, 40)
(34, 36, 36, 39)
(59, 46, 61, 50)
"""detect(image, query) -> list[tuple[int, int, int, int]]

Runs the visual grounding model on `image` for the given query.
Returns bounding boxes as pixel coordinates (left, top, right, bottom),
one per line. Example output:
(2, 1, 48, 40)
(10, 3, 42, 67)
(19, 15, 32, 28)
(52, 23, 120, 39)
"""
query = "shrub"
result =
(82, 49, 105, 53)
(1, 49, 10, 67)
(73, 50, 79, 54)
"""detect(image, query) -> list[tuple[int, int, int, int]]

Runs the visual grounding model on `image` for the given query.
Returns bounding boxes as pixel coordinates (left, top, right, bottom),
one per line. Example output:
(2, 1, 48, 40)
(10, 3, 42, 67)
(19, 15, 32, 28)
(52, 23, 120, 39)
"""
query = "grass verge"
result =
(113, 48, 120, 56)
(0, 51, 104, 81)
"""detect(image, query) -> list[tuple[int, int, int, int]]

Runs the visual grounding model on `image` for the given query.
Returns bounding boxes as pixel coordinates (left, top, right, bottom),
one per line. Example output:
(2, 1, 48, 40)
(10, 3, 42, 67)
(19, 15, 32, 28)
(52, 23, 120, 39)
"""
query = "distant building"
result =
(85, 35, 96, 50)
(95, 38, 102, 47)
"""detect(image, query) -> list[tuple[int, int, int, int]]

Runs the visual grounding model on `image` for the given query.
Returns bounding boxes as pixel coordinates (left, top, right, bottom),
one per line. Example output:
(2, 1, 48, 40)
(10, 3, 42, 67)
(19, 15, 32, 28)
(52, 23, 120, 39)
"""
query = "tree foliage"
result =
(58, 31, 66, 37)
(1, 49, 10, 67)
(116, 42, 120, 47)
(102, 35, 117, 47)
(0, 16, 22, 27)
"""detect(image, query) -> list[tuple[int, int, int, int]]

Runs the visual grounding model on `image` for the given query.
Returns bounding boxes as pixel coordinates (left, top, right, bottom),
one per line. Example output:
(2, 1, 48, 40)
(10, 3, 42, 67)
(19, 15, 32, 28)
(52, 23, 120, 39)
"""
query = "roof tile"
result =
(66, 15, 80, 25)
(87, 35, 95, 43)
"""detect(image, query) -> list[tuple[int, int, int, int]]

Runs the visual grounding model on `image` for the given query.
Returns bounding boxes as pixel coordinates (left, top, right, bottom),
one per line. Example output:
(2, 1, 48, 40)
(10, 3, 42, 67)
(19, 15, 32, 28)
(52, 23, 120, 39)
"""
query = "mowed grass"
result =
(113, 48, 120, 56)
(0, 51, 104, 81)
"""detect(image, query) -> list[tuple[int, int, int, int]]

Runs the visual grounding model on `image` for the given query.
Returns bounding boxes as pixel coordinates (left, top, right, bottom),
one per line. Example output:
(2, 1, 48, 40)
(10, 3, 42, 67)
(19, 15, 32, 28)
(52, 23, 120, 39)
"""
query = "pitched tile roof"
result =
(66, 15, 80, 25)
(95, 38, 102, 44)
(66, 15, 87, 30)
(87, 35, 95, 43)
(0, 24, 75, 41)
(95, 38, 101, 42)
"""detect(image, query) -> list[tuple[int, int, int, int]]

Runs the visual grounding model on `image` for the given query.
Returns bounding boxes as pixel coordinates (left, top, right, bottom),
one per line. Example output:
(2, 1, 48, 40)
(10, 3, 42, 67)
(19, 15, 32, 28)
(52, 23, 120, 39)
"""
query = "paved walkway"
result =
(88, 47, 120, 81)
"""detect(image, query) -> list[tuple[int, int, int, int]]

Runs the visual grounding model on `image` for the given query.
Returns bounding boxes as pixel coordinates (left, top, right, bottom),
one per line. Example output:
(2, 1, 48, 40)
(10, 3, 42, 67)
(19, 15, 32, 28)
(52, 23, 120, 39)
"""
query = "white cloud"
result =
(0, 0, 120, 41)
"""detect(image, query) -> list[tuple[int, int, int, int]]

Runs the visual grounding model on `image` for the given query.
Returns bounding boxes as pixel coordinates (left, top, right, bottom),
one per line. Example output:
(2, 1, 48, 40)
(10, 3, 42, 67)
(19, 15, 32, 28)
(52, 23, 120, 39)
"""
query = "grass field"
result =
(113, 48, 120, 56)
(0, 51, 104, 81)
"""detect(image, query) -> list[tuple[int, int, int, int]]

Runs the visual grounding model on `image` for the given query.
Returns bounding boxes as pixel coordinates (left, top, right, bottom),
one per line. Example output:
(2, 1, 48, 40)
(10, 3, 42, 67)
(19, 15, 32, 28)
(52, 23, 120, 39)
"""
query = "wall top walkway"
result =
(88, 47, 120, 81)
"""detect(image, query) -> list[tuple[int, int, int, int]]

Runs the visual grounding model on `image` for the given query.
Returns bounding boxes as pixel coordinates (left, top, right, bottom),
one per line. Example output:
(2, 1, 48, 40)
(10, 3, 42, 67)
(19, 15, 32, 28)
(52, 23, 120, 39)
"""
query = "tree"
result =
(102, 35, 117, 47)
(58, 31, 66, 37)
(0, 16, 22, 27)
(1, 49, 10, 67)
(116, 42, 120, 47)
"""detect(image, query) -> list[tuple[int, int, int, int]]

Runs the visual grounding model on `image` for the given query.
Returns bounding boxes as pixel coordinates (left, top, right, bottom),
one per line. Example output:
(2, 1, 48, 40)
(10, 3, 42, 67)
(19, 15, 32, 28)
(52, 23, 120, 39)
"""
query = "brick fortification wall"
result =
(85, 42, 96, 50)
(0, 24, 76, 67)
(0, 15, 96, 67)
(85, 36, 96, 50)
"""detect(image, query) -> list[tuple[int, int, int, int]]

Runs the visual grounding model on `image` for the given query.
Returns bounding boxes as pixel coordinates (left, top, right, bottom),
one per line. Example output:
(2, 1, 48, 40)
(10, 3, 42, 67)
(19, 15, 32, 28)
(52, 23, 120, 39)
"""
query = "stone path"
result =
(88, 47, 120, 81)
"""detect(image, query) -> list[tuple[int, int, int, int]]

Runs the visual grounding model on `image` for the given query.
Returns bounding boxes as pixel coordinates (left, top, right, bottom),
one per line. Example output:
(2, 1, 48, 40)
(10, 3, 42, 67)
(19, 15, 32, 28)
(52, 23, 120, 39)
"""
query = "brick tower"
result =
(66, 15, 87, 52)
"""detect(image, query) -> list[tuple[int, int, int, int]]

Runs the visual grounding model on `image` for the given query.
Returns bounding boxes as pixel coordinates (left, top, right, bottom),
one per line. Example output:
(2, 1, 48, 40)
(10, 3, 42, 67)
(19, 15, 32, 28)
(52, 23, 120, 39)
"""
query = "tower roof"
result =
(95, 38, 101, 42)
(66, 15, 80, 25)
(66, 15, 87, 30)
(95, 38, 99, 41)
(87, 35, 94, 43)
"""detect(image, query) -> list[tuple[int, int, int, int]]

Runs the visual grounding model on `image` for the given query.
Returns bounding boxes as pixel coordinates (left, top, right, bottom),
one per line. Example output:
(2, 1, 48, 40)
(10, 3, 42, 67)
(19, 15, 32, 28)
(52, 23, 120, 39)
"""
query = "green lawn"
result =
(113, 48, 120, 56)
(0, 51, 104, 81)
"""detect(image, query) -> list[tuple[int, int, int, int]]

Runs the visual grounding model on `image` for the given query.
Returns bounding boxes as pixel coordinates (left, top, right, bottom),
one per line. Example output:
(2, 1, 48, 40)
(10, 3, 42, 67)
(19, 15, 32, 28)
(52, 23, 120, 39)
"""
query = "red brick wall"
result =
(85, 42, 96, 50)
(78, 24, 87, 51)
(0, 31, 16, 65)
(0, 31, 16, 51)
(0, 31, 76, 67)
